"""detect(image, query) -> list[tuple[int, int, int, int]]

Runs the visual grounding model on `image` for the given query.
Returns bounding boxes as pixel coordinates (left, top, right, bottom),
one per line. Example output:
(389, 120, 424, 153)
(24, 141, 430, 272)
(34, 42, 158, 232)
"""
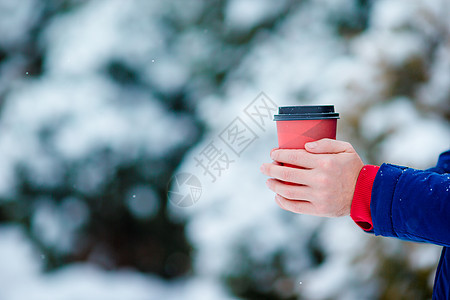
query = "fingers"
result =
(266, 178, 311, 200)
(270, 149, 316, 169)
(275, 195, 316, 215)
(260, 163, 311, 185)
(305, 138, 355, 154)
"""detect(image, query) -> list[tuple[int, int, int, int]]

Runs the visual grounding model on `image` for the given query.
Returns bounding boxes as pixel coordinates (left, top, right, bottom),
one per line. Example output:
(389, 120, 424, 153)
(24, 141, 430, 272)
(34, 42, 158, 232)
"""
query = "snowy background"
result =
(0, 0, 449, 299)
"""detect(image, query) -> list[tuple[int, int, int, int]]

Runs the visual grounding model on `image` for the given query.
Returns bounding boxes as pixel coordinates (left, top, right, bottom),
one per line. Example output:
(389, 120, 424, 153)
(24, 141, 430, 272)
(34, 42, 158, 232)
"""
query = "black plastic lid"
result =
(273, 105, 339, 121)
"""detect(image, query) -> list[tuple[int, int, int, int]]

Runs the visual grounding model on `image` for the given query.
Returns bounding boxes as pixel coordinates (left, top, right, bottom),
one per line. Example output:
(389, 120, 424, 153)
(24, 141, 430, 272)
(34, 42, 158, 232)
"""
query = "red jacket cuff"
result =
(350, 165, 380, 231)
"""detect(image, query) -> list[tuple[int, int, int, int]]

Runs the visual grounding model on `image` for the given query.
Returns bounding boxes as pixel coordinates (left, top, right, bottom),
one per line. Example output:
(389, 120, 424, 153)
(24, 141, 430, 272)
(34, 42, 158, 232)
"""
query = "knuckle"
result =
(287, 152, 298, 163)
(283, 188, 297, 200)
(316, 174, 329, 186)
(281, 168, 295, 182)
(343, 142, 353, 151)
(320, 157, 332, 170)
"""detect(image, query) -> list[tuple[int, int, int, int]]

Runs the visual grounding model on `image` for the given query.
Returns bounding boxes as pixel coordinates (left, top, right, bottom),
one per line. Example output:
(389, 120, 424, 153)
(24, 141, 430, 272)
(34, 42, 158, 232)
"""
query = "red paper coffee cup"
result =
(274, 105, 339, 149)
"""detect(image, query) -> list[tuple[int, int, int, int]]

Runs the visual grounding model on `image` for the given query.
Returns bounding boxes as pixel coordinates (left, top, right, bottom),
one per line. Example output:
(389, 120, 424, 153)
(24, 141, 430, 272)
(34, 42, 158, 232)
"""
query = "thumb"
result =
(305, 138, 354, 154)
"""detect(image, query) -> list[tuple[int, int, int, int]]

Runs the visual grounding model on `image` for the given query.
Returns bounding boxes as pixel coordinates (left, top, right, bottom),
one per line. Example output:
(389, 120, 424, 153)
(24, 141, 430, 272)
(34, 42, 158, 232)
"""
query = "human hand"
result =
(260, 139, 364, 217)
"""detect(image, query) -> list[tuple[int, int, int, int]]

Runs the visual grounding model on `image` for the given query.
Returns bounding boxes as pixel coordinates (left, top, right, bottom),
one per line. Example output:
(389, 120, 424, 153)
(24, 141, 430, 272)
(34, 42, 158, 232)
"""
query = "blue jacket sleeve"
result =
(371, 150, 450, 246)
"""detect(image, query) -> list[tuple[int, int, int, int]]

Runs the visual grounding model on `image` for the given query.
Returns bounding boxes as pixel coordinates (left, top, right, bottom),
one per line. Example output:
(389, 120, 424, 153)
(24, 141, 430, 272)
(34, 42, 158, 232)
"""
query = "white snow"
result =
(0, 225, 231, 300)
(0, 75, 197, 196)
(225, 0, 288, 31)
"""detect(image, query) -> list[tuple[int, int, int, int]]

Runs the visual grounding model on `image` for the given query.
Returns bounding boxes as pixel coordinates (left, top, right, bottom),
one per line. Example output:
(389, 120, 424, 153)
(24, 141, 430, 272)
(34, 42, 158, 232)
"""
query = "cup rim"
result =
(274, 114, 339, 121)
(274, 105, 339, 121)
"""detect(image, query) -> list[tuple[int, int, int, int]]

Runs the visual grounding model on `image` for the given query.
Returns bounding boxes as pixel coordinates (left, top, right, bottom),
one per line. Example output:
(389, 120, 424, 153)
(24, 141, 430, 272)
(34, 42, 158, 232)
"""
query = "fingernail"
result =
(306, 142, 317, 149)
(275, 194, 281, 203)
(265, 179, 271, 188)
(260, 165, 265, 173)
(270, 150, 276, 160)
